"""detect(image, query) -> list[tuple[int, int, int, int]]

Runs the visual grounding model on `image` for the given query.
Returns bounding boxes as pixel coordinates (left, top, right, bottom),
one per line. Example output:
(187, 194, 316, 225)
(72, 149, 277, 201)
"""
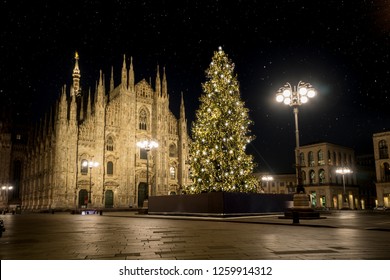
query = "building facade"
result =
(253, 172, 296, 194)
(298, 142, 358, 209)
(373, 131, 390, 208)
(5, 53, 191, 211)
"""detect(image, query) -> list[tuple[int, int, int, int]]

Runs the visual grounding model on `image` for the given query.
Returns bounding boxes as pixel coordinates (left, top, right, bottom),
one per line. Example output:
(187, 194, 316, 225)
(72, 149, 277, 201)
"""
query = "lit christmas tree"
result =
(189, 47, 257, 193)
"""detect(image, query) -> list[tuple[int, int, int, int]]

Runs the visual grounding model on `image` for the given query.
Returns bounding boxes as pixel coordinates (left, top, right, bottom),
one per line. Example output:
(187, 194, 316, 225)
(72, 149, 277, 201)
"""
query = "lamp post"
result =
(137, 140, 158, 197)
(82, 161, 99, 205)
(261, 176, 274, 193)
(276, 81, 316, 194)
(336, 167, 353, 209)
(2, 185, 13, 209)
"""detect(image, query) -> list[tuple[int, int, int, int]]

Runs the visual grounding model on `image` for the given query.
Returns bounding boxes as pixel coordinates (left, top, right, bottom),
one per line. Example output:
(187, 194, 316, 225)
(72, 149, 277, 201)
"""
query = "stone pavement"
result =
(1, 210, 390, 260)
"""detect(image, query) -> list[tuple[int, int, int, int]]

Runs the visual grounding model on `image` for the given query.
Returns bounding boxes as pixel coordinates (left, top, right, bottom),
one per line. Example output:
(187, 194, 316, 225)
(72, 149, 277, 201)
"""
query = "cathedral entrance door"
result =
(78, 189, 88, 207)
(138, 183, 148, 208)
(105, 190, 114, 208)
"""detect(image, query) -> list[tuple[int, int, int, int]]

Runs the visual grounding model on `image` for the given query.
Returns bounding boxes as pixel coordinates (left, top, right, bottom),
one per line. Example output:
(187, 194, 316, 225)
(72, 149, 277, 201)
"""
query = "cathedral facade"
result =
(18, 53, 191, 210)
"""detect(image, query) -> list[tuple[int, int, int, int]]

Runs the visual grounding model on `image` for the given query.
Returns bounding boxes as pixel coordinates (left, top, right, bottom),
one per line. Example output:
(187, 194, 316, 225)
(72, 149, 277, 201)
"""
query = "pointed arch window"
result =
(106, 136, 114, 151)
(139, 109, 147, 130)
(81, 159, 88, 175)
(379, 140, 389, 159)
(107, 161, 114, 175)
(169, 144, 177, 157)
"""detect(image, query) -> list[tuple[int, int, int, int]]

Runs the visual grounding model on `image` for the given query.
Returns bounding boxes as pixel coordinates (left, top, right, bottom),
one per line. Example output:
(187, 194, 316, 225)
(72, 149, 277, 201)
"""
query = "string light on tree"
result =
(188, 47, 257, 193)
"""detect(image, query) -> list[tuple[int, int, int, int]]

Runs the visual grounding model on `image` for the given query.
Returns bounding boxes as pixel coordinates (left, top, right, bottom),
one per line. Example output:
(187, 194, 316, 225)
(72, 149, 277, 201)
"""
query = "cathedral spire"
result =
(121, 54, 127, 89)
(72, 51, 81, 96)
(180, 91, 186, 121)
(162, 67, 168, 98)
(86, 88, 92, 117)
(155, 65, 161, 97)
(59, 85, 67, 120)
(128, 56, 134, 92)
(69, 90, 77, 123)
(110, 66, 114, 92)
(97, 70, 105, 106)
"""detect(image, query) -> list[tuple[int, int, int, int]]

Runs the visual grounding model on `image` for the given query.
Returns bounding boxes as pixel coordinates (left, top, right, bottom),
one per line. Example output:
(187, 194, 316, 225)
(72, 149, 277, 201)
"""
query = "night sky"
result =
(1, 0, 390, 173)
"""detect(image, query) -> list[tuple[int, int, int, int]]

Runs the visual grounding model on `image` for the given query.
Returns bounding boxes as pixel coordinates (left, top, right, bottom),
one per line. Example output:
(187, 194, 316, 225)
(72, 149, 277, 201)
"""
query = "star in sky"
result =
(1, 0, 389, 173)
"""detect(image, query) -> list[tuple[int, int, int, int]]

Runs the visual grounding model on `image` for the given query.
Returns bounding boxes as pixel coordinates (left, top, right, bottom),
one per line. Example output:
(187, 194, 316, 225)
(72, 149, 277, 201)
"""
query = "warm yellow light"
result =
(301, 96, 309, 103)
(307, 89, 316, 98)
(336, 168, 353, 175)
(299, 87, 307, 95)
(283, 97, 291, 105)
(283, 89, 291, 97)
(276, 94, 284, 103)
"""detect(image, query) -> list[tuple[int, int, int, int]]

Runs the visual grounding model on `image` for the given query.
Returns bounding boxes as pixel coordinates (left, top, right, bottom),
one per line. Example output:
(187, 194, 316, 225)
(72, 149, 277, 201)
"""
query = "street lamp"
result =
(276, 81, 316, 193)
(137, 140, 159, 197)
(336, 167, 353, 209)
(82, 161, 99, 204)
(2, 185, 13, 208)
(261, 176, 274, 193)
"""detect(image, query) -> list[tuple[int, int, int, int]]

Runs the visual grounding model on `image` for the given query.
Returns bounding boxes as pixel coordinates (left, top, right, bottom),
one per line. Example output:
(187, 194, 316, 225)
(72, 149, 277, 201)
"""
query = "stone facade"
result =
(11, 53, 191, 210)
(373, 131, 390, 208)
(298, 142, 358, 209)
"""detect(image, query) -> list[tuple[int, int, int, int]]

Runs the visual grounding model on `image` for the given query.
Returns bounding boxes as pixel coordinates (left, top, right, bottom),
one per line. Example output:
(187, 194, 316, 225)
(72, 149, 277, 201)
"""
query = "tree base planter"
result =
(148, 192, 294, 217)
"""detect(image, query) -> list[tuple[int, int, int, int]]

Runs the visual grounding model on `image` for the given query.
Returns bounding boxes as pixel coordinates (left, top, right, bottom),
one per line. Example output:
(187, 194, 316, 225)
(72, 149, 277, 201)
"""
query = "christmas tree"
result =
(189, 47, 257, 193)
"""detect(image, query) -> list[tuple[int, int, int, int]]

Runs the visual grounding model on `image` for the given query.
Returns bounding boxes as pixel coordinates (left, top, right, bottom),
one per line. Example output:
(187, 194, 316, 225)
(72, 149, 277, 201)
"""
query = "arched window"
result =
(299, 152, 305, 167)
(81, 159, 88, 174)
(140, 148, 147, 159)
(309, 170, 316, 184)
(301, 170, 307, 185)
(328, 151, 332, 165)
(333, 152, 337, 165)
(170, 166, 176, 179)
(139, 109, 147, 130)
(169, 144, 177, 157)
(383, 162, 390, 182)
(318, 150, 324, 165)
(107, 161, 114, 175)
(319, 169, 325, 184)
(106, 136, 114, 151)
(379, 140, 389, 159)
(308, 151, 315, 167)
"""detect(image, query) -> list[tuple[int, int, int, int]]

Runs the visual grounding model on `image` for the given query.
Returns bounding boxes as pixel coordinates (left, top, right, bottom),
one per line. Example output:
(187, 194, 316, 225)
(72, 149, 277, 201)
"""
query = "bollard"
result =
(0, 219, 5, 237)
(292, 211, 300, 224)
(99, 210, 103, 215)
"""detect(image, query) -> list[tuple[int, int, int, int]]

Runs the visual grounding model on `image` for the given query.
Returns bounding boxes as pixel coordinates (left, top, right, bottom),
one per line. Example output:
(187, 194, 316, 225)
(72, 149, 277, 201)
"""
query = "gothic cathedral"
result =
(18, 53, 191, 210)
